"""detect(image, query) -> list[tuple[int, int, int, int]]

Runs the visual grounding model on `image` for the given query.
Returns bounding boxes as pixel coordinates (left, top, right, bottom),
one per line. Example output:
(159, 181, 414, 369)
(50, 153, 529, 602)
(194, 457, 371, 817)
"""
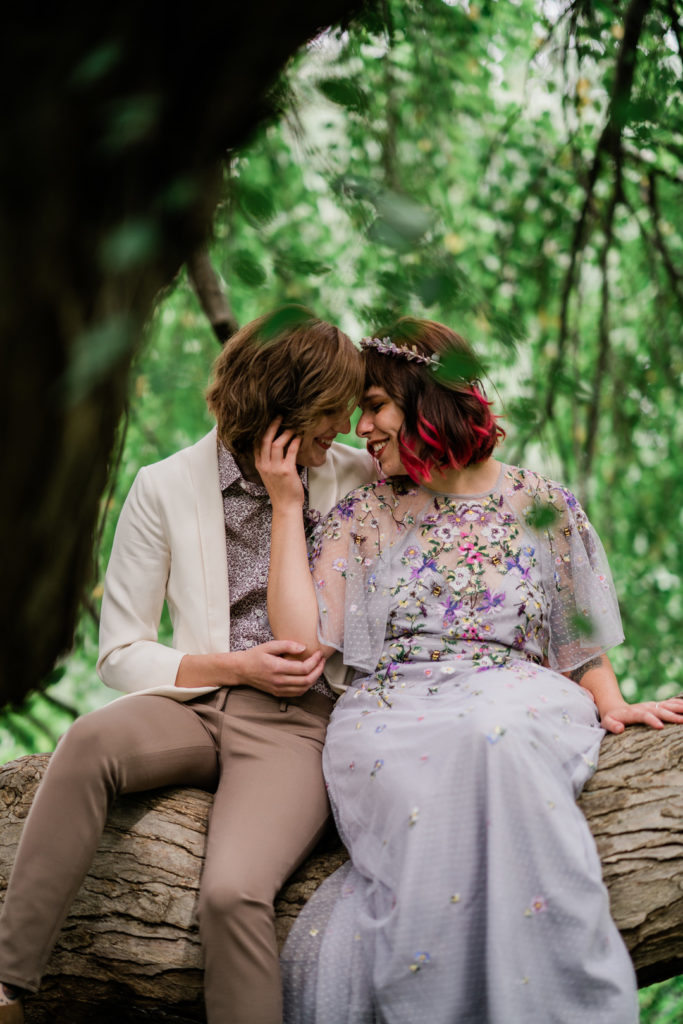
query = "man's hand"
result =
(175, 642, 325, 695)
(231, 641, 325, 697)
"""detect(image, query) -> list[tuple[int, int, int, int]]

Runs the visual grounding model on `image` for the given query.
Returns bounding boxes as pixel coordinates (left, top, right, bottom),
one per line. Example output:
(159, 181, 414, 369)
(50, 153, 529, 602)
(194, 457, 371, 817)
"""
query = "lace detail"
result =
(311, 466, 623, 677)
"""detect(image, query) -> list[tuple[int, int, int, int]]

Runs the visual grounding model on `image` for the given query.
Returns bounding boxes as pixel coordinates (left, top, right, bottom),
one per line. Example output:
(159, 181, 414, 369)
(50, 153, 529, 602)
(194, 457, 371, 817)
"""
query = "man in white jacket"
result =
(0, 307, 375, 1024)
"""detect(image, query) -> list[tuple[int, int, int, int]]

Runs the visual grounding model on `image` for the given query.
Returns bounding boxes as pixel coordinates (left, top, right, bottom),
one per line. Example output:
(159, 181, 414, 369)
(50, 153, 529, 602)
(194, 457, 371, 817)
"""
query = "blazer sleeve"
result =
(97, 466, 186, 693)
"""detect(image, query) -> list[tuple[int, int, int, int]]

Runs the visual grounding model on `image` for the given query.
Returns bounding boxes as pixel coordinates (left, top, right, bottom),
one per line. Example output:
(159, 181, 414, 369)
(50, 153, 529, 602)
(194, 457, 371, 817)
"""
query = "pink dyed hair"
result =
(362, 318, 504, 484)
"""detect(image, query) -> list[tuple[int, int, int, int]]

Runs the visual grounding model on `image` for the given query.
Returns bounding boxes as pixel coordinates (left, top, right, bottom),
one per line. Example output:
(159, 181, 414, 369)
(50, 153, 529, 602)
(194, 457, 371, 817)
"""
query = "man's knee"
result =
(49, 704, 135, 787)
(54, 710, 109, 762)
(198, 871, 275, 934)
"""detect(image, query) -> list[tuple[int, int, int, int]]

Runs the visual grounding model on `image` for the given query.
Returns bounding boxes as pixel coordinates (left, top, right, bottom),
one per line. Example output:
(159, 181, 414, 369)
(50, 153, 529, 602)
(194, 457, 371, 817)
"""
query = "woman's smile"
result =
(356, 386, 405, 476)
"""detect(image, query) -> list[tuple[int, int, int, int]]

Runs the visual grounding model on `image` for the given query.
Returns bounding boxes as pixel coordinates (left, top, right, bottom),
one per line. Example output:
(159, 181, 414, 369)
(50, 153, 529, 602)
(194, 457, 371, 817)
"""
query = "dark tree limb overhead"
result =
(0, 0, 376, 708)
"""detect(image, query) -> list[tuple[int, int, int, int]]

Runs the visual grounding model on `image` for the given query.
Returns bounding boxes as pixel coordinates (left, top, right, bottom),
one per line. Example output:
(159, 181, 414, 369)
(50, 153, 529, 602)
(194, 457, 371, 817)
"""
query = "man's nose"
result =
(333, 412, 352, 435)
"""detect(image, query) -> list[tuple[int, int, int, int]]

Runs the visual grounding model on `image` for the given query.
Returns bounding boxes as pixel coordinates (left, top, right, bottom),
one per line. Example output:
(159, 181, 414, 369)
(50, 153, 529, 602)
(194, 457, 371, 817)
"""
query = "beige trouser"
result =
(0, 686, 332, 1024)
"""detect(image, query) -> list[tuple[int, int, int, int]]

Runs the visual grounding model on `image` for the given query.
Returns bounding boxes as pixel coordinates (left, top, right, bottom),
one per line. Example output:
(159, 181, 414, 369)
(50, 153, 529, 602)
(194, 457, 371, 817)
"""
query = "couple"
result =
(0, 307, 679, 1023)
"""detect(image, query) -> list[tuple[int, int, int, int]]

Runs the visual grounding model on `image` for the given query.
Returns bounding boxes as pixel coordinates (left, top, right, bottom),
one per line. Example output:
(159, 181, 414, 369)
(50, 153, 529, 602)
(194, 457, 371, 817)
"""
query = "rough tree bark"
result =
(0, 725, 681, 1023)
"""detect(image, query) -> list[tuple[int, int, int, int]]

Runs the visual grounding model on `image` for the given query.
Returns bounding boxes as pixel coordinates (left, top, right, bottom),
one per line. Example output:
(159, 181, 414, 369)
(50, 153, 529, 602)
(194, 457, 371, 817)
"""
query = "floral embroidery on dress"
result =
(309, 466, 622, 689)
(280, 466, 633, 1024)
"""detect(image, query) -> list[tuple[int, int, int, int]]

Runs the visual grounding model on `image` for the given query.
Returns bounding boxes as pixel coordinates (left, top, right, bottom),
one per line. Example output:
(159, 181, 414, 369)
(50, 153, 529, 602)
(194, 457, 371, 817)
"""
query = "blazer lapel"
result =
(187, 428, 231, 652)
(308, 457, 336, 516)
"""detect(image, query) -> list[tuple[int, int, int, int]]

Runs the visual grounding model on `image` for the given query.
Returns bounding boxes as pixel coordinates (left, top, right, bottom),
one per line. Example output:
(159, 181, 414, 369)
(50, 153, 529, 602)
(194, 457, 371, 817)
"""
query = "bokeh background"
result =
(2, 1, 681, 1016)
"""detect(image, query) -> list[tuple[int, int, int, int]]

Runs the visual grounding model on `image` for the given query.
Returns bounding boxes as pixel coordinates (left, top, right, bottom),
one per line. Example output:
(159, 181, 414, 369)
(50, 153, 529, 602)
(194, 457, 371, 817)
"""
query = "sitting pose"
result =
(0, 307, 375, 1024)
(257, 316, 683, 1024)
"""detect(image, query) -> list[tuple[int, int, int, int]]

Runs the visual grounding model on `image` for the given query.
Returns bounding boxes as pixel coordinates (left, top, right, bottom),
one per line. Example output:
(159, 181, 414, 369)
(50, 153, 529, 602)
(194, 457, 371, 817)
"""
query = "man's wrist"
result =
(175, 651, 240, 688)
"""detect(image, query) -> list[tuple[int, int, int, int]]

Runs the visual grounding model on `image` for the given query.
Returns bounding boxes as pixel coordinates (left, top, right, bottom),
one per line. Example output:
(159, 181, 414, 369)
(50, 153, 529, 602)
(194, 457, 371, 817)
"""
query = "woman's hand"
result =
(255, 418, 305, 509)
(599, 696, 683, 734)
(231, 642, 326, 696)
(176, 642, 325, 695)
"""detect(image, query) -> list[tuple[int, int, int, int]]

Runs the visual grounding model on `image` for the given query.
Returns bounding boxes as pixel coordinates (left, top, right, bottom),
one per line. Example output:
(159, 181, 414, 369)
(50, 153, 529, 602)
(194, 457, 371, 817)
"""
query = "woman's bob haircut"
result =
(207, 305, 363, 455)
(363, 317, 505, 484)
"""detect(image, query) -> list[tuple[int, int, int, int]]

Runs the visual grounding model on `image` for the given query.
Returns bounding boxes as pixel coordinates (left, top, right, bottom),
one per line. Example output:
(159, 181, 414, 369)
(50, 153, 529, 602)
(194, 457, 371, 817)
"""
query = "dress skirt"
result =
(282, 658, 639, 1024)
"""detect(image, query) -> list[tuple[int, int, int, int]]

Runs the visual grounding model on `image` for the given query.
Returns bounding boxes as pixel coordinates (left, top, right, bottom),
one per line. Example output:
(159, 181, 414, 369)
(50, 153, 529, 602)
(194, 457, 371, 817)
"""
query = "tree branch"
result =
(187, 246, 239, 345)
(581, 187, 618, 488)
(647, 172, 683, 308)
(542, 0, 651, 424)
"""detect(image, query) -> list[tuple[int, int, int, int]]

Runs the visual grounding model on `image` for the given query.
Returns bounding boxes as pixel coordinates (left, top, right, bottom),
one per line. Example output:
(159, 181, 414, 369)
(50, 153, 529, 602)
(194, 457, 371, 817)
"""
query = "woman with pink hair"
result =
(257, 317, 683, 1024)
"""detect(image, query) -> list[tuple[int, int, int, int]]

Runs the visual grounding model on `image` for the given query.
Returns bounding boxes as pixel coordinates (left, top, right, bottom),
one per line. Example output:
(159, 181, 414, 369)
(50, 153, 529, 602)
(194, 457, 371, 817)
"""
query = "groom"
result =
(0, 306, 375, 1024)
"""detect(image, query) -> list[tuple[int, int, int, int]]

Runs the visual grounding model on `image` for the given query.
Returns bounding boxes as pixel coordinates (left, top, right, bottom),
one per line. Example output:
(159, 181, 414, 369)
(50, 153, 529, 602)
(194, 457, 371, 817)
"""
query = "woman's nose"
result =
(356, 411, 372, 437)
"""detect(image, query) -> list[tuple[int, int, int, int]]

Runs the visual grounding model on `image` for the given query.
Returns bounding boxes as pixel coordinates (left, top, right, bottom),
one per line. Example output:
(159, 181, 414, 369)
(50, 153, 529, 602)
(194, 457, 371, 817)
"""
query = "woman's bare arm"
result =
(563, 654, 683, 733)
(255, 421, 335, 660)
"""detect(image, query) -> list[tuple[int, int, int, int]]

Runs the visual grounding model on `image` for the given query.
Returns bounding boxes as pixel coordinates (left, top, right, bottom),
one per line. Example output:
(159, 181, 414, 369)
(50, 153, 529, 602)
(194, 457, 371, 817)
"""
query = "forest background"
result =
(1, 0, 681, 1018)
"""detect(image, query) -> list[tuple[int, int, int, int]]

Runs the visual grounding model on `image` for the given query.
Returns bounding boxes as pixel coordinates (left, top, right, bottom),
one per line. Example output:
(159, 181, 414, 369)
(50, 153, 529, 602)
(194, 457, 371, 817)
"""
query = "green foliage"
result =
(640, 975, 683, 1023)
(4, 0, 681, 756)
(1, 2, 681, 1003)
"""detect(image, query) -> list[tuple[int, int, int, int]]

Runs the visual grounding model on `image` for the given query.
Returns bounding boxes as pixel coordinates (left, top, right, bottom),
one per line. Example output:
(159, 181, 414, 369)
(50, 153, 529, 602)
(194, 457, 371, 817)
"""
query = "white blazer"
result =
(97, 428, 376, 701)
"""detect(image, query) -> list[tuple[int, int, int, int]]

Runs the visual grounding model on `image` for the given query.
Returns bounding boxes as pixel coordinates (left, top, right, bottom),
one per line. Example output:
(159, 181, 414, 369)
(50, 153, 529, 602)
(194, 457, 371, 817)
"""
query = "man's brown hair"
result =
(207, 305, 363, 455)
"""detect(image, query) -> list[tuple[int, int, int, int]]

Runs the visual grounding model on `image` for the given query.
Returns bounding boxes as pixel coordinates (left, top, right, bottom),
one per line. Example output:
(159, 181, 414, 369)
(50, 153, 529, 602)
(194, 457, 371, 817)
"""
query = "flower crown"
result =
(360, 335, 441, 369)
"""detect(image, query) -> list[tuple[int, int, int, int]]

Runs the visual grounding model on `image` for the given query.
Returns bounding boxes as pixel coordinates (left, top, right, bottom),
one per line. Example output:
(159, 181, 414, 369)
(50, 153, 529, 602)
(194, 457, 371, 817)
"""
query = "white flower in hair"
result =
(360, 335, 441, 369)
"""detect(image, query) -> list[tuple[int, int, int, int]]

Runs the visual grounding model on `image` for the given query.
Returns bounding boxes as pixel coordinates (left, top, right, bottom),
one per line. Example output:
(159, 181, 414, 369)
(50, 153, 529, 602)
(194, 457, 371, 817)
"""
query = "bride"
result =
(256, 316, 683, 1023)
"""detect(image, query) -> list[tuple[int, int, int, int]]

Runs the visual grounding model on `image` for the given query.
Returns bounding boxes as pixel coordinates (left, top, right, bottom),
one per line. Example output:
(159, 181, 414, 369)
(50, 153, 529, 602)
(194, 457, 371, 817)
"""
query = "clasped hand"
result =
(233, 641, 325, 697)
(255, 418, 305, 508)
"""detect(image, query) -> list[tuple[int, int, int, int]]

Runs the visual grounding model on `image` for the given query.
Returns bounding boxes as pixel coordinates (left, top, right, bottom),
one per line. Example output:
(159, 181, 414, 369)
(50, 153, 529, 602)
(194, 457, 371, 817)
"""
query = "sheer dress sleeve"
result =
(542, 483, 624, 672)
(309, 483, 402, 674)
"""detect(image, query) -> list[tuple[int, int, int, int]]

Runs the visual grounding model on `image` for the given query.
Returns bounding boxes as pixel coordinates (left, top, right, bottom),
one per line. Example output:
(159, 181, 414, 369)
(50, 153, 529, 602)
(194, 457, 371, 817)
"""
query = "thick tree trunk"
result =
(0, 0, 373, 709)
(1, 724, 681, 1022)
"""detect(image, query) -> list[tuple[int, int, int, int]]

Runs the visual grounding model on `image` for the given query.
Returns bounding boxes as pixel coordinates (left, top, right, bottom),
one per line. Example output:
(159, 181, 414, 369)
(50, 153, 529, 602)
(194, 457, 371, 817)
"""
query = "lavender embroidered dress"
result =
(282, 465, 638, 1024)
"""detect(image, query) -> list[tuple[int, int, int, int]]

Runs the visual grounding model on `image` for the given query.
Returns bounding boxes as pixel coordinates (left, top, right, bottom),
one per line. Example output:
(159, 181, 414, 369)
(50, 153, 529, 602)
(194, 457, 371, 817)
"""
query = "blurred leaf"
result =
(570, 613, 596, 638)
(615, 95, 660, 127)
(553, 370, 594, 403)
(317, 77, 368, 113)
(235, 182, 277, 224)
(257, 304, 315, 343)
(100, 219, 160, 273)
(507, 398, 542, 428)
(232, 249, 267, 287)
(61, 313, 136, 404)
(368, 218, 415, 251)
(70, 40, 123, 87)
(276, 254, 331, 276)
(101, 94, 162, 151)
(159, 176, 200, 212)
(371, 190, 435, 248)
(414, 269, 462, 307)
(433, 348, 486, 385)
(42, 665, 67, 687)
(526, 501, 561, 530)
(486, 310, 522, 350)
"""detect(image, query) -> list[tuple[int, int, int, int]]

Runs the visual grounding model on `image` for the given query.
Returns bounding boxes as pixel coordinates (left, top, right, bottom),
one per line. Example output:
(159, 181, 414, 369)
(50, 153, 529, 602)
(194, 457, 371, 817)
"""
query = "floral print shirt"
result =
(218, 442, 334, 699)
